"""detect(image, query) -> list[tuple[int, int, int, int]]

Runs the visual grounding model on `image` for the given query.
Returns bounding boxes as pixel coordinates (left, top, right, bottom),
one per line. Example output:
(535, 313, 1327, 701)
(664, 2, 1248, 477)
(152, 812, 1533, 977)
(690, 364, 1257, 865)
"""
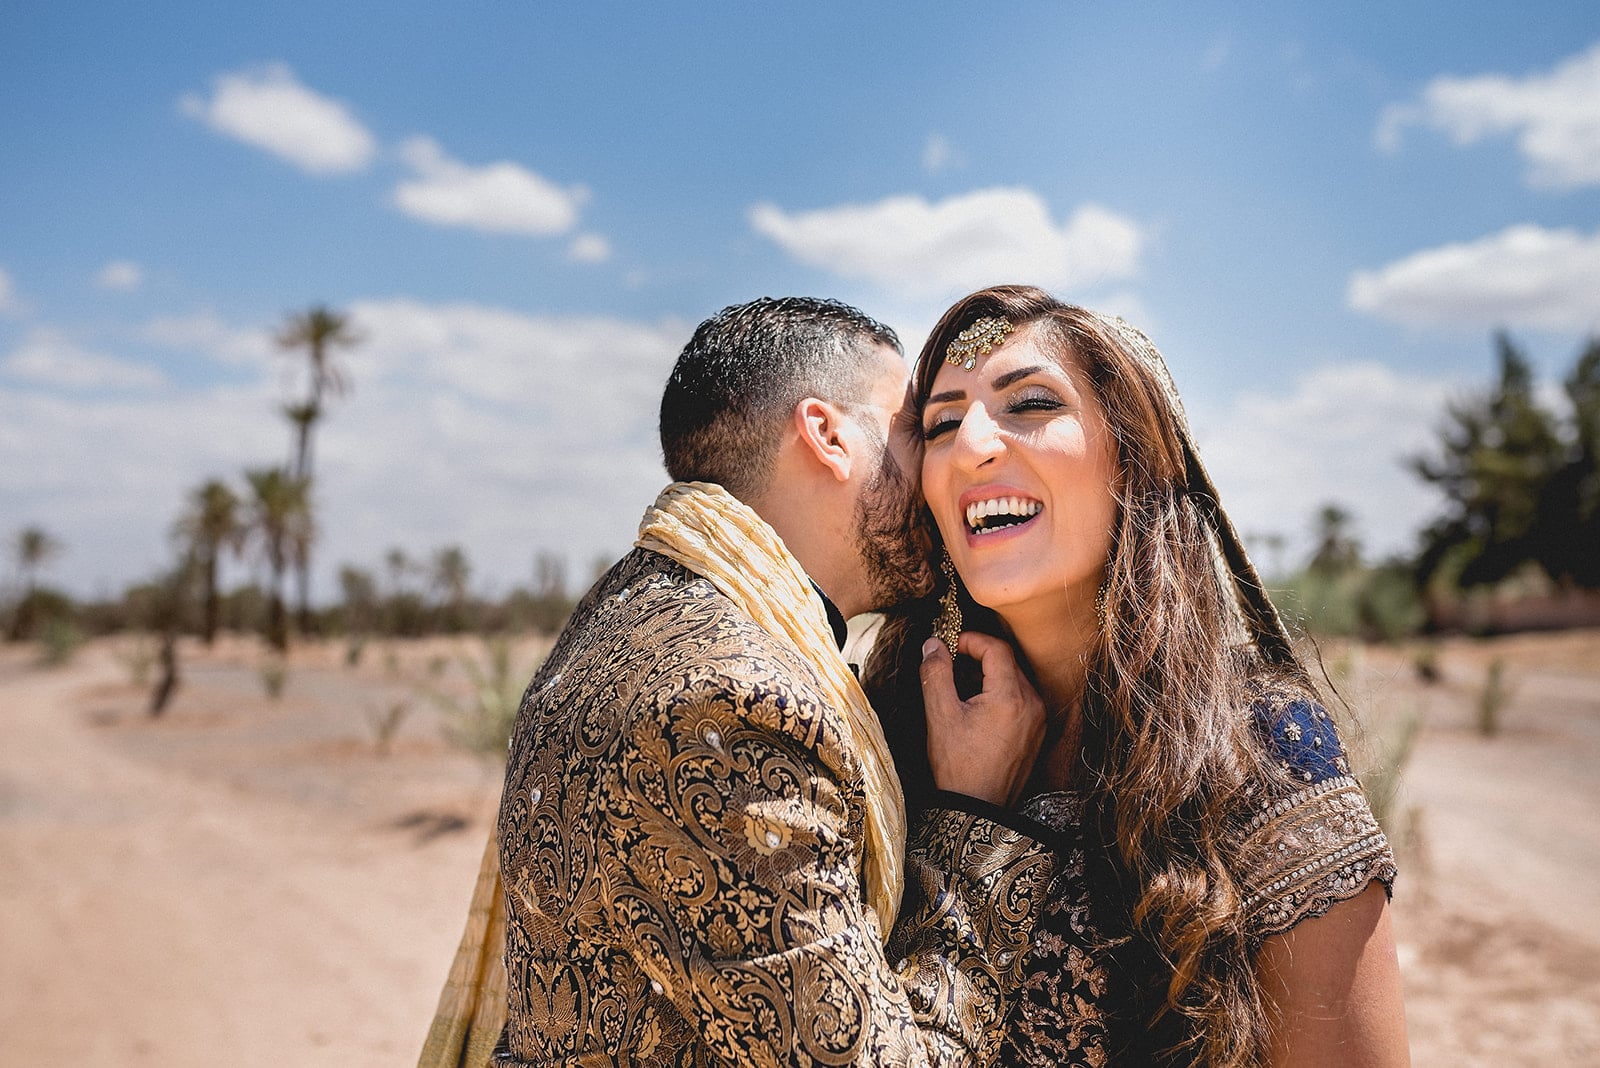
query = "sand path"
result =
(0, 644, 489, 1067)
(3, 633, 1599, 1065)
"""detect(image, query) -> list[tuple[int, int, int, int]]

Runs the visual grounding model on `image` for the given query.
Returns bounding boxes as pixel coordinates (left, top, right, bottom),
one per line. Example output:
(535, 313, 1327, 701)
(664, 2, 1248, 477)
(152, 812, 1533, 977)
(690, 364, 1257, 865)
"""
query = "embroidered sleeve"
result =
(1238, 701, 1398, 939)
(599, 668, 1053, 1066)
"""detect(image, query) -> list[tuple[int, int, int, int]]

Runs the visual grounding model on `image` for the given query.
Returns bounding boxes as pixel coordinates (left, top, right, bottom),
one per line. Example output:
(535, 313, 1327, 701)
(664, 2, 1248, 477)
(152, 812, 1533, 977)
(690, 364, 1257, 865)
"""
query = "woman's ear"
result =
(792, 397, 854, 482)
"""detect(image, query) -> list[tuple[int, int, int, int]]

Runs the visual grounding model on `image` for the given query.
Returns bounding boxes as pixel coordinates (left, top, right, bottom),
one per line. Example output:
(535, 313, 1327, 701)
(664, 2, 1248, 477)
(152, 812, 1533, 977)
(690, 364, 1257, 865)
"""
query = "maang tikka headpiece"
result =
(945, 315, 1013, 369)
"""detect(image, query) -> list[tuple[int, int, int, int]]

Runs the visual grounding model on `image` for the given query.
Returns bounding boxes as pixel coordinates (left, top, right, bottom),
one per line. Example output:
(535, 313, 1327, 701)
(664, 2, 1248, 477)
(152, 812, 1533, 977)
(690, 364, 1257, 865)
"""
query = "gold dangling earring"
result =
(1095, 579, 1109, 632)
(933, 550, 963, 660)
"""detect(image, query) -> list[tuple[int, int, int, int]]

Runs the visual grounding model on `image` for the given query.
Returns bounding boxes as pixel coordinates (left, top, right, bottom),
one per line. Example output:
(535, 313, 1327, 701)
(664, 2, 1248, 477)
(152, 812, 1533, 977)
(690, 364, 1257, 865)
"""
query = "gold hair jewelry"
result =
(934, 550, 962, 659)
(945, 316, 1013, 369)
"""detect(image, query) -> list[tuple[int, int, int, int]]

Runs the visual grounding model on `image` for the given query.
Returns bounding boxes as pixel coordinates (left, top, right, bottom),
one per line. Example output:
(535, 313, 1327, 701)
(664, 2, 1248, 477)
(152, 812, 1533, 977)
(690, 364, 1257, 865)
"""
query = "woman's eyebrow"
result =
(991, 364, 1053, 389)
(926, 364, 1055, 407)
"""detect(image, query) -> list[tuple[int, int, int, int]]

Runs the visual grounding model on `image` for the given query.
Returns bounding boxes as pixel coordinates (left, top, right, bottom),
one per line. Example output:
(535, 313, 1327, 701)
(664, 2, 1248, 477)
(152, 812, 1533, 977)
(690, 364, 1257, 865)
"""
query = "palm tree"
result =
(15, 526, 62, 591)
(431, 545, 472, 631)
(384, 547, 413, 597)
(244, 467, 311, 653)
(8, 526, 63, 640)
(277, 305, 358, 634)
(1309, 503, 1362, 576)
(175, 479, 243, 645)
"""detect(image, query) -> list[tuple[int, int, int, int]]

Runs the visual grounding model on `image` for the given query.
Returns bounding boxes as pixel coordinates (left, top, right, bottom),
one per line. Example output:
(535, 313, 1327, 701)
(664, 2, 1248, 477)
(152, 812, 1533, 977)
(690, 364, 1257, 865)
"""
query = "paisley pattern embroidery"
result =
(495, 549, 1055, 1066)
(999, 702, 1397, 1067)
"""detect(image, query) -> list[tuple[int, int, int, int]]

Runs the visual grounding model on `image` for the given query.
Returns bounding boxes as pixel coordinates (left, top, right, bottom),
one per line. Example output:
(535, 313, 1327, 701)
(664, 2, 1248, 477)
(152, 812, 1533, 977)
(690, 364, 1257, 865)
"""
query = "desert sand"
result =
(2, 630, 1596, 1066)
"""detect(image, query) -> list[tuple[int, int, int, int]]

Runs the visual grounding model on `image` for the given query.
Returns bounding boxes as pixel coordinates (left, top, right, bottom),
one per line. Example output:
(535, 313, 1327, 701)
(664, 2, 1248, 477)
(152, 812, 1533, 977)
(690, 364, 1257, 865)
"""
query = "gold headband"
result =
(944, 315, 1013, 369)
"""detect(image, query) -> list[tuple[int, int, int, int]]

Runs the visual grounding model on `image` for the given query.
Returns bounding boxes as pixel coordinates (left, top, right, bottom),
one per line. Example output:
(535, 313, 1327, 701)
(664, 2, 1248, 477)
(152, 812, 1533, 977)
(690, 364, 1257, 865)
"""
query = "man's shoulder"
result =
(561, 548, 825, 696)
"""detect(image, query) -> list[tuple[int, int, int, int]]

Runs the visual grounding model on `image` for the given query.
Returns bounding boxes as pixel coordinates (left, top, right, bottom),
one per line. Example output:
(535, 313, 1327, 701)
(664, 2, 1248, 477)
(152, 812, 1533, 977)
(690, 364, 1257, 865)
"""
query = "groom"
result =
(492, 297, 1054, 1066)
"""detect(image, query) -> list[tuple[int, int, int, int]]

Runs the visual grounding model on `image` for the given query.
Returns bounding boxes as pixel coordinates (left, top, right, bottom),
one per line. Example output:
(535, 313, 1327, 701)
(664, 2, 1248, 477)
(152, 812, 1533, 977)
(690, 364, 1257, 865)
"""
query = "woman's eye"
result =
(922, 416, 960, 441)
(1009, 393, 1063, 414)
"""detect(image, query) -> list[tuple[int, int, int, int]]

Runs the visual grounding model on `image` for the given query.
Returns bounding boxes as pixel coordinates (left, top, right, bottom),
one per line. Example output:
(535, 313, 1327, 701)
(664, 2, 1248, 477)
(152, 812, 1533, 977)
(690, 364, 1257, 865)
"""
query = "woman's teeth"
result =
(965, 496, 1042, 534)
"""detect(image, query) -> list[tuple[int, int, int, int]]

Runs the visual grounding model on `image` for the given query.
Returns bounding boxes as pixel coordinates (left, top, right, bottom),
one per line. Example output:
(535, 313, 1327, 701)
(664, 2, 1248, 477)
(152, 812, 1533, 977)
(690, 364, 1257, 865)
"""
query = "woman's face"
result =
(920, 321, 1120, 620)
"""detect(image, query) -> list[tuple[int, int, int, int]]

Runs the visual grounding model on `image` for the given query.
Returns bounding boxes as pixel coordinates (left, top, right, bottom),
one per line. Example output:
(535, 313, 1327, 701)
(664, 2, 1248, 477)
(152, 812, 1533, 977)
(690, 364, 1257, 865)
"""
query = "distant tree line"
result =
(1412, 332, 1600, 592)
(1, 302, 594, 653)
(7, 328, 1598, 650)
(1273, 331, 1600, 639)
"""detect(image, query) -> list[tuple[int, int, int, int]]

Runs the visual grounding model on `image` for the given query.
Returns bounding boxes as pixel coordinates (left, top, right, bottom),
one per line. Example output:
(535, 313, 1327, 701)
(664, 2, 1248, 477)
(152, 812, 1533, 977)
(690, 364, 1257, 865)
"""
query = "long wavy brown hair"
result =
(864, 285, 1316, 1067)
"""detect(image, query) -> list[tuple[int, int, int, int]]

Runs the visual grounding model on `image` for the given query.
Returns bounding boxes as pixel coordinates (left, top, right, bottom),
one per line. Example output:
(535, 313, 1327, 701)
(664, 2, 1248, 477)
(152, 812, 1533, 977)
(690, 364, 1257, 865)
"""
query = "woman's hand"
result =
(918, 632, 1047, 807)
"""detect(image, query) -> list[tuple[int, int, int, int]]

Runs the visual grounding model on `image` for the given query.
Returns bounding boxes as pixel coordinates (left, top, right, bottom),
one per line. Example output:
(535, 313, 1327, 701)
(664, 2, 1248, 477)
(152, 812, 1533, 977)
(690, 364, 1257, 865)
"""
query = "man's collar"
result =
(810, 581, 849, 650)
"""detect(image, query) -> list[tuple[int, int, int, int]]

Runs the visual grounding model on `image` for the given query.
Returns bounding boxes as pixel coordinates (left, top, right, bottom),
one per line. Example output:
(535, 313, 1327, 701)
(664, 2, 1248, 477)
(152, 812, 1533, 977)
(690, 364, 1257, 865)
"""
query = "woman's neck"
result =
(999, 584, 1100, 713)
(998, 582, 1102, 791)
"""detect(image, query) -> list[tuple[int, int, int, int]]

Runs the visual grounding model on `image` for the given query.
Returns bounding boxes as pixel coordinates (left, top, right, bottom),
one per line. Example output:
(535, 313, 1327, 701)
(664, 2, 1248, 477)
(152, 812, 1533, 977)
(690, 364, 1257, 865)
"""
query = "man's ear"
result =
(793, 397, 853, 483)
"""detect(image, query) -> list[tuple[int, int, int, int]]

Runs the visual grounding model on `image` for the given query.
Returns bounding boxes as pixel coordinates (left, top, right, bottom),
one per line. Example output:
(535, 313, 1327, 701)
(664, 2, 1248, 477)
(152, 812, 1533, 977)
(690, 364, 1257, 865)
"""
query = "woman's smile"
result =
(959, 487, 1045, 541)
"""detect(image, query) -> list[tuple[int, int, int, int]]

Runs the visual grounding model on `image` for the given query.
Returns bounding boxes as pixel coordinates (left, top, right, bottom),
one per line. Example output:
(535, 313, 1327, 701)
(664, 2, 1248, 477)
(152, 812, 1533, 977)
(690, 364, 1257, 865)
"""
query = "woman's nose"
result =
(952, 403, 1004, 468)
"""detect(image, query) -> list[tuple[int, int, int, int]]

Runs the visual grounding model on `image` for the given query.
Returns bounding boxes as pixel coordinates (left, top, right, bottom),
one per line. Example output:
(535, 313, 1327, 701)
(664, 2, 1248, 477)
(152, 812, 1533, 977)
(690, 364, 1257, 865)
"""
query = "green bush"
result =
(37, 617, 84, 666)
(114, 631, 159, 686)
(1363, 701, 1423, 840)
(1276, 562, 1424, 643)
(429, 637, 540, 761)
(1477, 657, 1512, 737)
(260, 655, 288, 699)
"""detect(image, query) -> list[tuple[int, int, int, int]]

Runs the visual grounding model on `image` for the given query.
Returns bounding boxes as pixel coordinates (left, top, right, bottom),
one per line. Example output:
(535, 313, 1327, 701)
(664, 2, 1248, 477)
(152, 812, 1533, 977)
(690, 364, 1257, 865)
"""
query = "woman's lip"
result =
(956, 484, 1042, 512)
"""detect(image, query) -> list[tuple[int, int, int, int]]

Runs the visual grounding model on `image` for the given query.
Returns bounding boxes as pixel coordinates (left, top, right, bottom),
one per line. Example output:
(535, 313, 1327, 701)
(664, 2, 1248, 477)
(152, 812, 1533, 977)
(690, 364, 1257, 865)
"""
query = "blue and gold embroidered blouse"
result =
(999, 700, 1397, 1067)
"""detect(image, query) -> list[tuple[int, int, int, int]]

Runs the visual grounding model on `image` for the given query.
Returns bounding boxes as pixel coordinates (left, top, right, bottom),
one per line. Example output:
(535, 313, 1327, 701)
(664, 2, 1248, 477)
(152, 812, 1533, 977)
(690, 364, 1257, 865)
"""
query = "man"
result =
(430, 297, 1054, 1067)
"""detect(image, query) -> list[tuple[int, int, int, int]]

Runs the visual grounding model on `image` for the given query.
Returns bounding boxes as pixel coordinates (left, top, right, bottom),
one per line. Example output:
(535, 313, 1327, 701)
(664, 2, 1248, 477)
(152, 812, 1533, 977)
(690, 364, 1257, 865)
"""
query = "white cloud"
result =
(2, 328, 165, 390)
(1, 300, 688, 599)
(1348, 223, 1600, 333)
(180, 62, 376, 175)
(346, 298, 679, 413)
(922, 133, 953, 172)
(749, 188, 1145, 300)
(0, 382, 286, 587)
(0, 266, 25, 317)
(1376, 42, 1600, 189)
(96, 261, 143, 291)
(1192, 360, 1457, 569)
(1202, 36, 1231, 73)
(392, 137, 587, 237)
(568, 233, 611, 263)
(139, 312, 278, 369)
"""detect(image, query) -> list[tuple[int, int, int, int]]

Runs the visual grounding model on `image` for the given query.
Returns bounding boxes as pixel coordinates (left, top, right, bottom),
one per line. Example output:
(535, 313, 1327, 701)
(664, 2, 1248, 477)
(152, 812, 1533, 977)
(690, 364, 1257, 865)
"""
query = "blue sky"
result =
(3, 3, 1598, 599)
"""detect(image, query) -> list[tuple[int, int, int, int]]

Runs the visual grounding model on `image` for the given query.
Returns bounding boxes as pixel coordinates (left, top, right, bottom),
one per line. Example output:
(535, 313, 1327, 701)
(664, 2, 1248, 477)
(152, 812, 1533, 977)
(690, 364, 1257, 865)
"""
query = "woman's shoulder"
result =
(1253, 698, 1352, 785)
(1237, 695, 1397, 940)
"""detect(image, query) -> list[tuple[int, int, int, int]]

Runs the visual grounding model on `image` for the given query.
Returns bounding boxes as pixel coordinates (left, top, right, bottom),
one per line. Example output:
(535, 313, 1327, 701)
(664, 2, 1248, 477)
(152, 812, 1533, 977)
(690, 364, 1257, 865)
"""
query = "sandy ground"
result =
(1, 630, 1597, 1066)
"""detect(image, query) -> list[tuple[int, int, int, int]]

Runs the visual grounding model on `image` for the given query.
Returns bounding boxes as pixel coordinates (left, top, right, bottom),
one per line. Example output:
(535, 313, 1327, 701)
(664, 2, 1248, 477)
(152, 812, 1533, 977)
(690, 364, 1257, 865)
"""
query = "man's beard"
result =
(854, 437, 934, 611)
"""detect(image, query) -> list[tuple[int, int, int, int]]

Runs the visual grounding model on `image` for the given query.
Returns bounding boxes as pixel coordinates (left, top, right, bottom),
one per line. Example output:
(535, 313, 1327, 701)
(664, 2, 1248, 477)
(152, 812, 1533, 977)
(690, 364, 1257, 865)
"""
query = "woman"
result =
(865, 286, 1408, 1067)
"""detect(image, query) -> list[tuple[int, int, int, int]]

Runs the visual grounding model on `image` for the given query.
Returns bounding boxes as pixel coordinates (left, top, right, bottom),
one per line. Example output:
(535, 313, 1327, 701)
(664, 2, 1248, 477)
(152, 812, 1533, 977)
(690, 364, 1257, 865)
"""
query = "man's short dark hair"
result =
(659, 296, 902, 499)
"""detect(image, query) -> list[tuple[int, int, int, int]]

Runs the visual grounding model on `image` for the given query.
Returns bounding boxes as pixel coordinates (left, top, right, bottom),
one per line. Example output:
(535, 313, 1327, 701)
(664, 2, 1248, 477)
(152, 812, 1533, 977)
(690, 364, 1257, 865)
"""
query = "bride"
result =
(866, 285, 1409, 1067)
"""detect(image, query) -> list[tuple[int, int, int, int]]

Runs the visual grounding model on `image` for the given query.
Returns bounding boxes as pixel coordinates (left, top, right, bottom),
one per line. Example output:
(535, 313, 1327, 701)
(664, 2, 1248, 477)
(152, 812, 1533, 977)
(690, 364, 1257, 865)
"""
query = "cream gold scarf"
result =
(636, 481, 906, 936)
(418, 482, 907, 1068)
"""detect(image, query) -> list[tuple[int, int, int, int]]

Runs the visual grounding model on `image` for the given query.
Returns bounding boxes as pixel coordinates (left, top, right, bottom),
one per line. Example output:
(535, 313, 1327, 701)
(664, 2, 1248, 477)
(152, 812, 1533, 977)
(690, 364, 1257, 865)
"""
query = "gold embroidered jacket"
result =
(495, 549, 1056, 1066)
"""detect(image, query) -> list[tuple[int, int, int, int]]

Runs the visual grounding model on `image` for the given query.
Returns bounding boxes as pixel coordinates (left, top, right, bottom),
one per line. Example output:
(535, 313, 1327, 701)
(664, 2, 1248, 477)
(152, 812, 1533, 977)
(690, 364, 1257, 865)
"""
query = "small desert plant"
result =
(345, 634, 368, 667)
(115, 631, 159, 687)
(37, 617, 84, 667)
(1363, 700, 1423, 841)
(366, 700, 412, 757)
(1476, 657, 1511, 737)
(429, 636, 539, 761)
(260, 654, 288, 699)
(1411, 643, 1441, 685)
(148, 632, 181, 717)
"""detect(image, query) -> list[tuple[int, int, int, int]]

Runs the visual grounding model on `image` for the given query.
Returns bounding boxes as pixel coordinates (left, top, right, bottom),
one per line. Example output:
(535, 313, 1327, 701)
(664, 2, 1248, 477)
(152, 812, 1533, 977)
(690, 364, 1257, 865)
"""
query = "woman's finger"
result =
(918, 637, 959, 721)
(957, 631, 1024, 696)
